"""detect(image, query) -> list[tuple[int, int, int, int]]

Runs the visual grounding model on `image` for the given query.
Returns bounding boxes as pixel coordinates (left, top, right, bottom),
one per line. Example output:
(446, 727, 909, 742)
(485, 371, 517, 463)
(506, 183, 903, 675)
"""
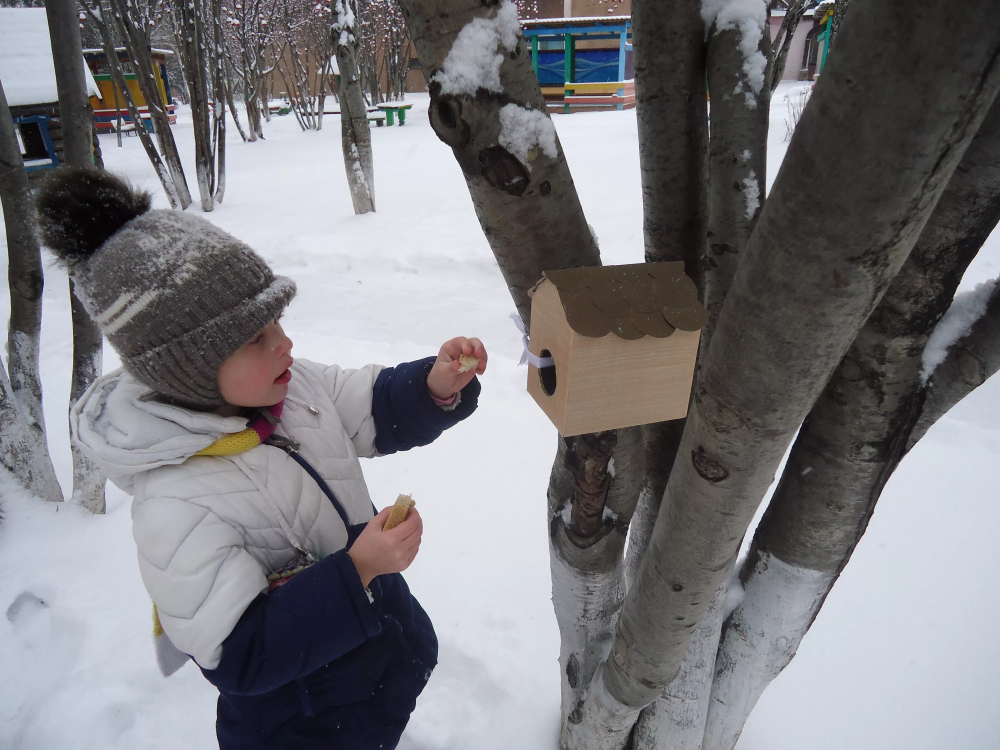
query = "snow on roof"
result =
(81, 47, 175, 56)
(0, 8, 101, 108)
(521, 15, 631, 27)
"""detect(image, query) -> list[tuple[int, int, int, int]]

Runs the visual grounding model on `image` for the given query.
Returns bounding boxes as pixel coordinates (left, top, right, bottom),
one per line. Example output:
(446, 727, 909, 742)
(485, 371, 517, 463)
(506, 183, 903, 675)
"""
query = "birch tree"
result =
(335, 0, 374, 213)
(0, 77, 63, 503)
(81, 0, 189, 208)
(221, 0, 280, 141)
(91, 0, 194, 208)
(396, 1, 1000, 749)
(45, 0, 108, 512)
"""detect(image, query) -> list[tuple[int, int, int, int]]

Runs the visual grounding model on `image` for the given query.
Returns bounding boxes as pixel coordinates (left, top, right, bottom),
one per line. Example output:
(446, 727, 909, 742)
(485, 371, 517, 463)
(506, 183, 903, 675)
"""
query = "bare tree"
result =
(396, 1, 1000, 750)
(97, 0, 194, 208)
(765, 0, 817, 93)
(355, 0, 412, 104)
(45, 0, 108, 512)
(221, 0, 281, 140)
(0, 77, 64, 503)
(335, 0, 374, 213)
(81, 0, 189, 208)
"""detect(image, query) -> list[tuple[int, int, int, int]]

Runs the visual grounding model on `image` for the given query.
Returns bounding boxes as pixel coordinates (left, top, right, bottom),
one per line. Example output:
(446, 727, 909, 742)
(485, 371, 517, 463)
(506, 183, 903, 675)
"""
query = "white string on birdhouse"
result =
(510, 312, 555, 369)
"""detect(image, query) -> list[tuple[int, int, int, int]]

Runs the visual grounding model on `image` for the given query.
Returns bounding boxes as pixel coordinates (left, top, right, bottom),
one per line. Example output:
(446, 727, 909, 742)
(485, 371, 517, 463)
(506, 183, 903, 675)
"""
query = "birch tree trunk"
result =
(909, 282, 1000, 448)
(176, 0, 215, 211)
(0, 77, 63, 503)
(704, 90, 1000, 750)
(335, 11, 375, 215)
(622, 0, 706, 598)
(85, 0, 184, 208)
(629, 12, 773, 748)
(569, 3, 1000, 748)
(45, 0, 107, 513)
(108, 0, 192, 209)
(212, 0, 227, 203)
(396, 1, 655, 740)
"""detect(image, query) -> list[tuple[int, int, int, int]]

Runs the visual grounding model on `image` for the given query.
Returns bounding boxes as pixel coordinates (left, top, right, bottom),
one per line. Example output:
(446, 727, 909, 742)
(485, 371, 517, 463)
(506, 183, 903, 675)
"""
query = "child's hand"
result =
(427, 336, 488, 401)
(347, 506, 423, 588)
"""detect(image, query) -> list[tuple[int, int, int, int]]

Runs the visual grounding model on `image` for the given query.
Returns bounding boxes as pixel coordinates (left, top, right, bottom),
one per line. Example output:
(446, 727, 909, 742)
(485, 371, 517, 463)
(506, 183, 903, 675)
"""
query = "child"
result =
(35, 168, 487, 750)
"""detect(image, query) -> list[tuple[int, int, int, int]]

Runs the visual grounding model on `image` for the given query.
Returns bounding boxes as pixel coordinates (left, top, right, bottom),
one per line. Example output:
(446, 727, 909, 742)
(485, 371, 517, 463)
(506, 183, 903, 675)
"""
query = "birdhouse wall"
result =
(527, 279, 700, 436)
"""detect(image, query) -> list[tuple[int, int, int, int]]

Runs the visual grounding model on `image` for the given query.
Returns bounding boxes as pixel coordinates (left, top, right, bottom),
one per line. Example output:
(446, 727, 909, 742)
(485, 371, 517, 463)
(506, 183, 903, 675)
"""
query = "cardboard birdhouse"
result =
(526, 262, 705, 437)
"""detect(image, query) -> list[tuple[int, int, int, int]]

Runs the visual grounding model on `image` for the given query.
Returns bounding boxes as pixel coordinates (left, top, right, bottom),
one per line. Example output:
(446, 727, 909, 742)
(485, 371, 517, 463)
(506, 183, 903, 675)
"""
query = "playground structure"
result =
(83, 48, 178, 135)
(521, 16, 634, 113)
(0, 7, 103, 172)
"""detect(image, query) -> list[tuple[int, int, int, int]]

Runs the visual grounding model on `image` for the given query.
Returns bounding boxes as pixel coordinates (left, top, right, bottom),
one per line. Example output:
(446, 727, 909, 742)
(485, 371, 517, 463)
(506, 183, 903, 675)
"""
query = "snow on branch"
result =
(432, 0, 520, 96)
(498, 103, 556, 166)
(702, 0, 768, 108)
(921, 279, 999, 384)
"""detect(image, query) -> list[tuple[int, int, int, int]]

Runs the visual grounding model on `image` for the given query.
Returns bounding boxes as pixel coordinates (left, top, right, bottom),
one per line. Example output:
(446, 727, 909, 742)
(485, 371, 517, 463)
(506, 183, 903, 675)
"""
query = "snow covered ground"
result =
(2, 82, 1000, 749)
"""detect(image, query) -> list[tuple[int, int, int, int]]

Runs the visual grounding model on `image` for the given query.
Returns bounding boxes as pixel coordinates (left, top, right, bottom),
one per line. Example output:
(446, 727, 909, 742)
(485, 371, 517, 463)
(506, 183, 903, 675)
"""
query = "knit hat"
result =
(35, 167, 297, 408)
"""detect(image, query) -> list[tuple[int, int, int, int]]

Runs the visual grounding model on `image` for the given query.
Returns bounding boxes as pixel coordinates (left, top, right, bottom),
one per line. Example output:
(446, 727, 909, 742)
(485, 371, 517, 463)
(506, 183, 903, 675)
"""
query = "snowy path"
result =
(2, 84, 999, 749)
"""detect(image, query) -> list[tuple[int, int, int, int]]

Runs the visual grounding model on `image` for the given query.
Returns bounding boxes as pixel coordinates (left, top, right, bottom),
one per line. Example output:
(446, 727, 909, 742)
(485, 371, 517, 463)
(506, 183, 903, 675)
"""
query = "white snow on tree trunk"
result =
(632, 575, 734, 750)
(432, 1, 520, 96)
(701, 0, 768, 108)
(703, 552, 835, 750)
(921, 278, 998, 383)
(498, 104, 557, 167)
(742, 169, 760, 219)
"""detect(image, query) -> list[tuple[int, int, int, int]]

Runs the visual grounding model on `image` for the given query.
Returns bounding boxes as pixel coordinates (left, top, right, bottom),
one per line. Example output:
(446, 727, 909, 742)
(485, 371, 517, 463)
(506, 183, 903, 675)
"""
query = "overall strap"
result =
(265, 434, 352, 530)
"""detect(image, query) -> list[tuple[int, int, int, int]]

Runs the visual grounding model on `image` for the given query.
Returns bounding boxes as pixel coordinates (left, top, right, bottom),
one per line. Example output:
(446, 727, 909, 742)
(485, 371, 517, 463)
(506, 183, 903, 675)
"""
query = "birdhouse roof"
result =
(541, 262, 706, 340)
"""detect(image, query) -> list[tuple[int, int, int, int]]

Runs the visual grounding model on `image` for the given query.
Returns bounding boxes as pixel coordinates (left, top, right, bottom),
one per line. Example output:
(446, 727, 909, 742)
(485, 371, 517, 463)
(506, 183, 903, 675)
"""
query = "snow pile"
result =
(920, 279, 997, 384)
(742, 169, 760, 219)
(701, 0, 768, 108)
(432, 1, 520, 96)
(498, 104, 557, 167)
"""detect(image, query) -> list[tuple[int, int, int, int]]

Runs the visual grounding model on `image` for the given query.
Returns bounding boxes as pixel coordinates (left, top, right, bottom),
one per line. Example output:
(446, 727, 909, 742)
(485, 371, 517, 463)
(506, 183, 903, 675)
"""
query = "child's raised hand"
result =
(347, 506, 423, 588)
(427, 336, 487, 401)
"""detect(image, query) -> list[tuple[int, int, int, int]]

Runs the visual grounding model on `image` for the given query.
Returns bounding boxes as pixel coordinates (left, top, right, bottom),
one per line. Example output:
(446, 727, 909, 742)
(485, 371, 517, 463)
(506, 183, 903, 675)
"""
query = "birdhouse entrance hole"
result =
(538, 350, 557, 396)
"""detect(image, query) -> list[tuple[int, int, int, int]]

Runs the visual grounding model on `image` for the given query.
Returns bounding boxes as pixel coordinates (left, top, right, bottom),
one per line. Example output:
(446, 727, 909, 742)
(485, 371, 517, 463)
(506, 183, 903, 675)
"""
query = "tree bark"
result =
(620, 0, 708, 608)
(213, 0, 227, 203)
(569, 3, 1000, 748)
(705, 90, 1000, 750)
(628, 12, 771, 749)
(0, 76, 64, 503)
(908, 281, 1000, 449)
(336, 36, 376, 214)
(46, 0, 107, 513)
(175, 0, 215, 210)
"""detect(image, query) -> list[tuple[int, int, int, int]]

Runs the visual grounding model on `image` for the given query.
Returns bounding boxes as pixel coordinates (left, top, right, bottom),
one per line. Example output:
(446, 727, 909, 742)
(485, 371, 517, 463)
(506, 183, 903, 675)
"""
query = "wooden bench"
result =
(563, 80, 636, 112)
(368, 112, 387, 127)
(376, 101, 413, 126)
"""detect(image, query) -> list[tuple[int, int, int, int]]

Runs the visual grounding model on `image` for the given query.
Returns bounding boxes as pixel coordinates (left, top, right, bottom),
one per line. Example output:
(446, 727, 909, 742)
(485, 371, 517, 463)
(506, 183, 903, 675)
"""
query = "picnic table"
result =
(375, 101, 413, 126)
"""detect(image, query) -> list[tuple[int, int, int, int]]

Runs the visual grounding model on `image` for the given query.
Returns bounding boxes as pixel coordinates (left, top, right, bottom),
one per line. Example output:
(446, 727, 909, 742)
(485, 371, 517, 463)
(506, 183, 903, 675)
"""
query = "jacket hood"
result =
(71, 369, 251, 490)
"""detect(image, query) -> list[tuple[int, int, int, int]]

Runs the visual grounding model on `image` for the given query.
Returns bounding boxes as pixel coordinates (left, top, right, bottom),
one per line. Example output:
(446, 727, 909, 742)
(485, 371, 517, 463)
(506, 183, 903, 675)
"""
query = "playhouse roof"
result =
(0, 8, 101, 108)
(541, 262, 706, 340)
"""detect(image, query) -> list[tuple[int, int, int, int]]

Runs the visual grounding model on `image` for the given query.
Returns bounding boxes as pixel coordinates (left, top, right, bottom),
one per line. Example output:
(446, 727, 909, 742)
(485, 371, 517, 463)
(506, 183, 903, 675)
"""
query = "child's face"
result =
(217, 319, 294, 408)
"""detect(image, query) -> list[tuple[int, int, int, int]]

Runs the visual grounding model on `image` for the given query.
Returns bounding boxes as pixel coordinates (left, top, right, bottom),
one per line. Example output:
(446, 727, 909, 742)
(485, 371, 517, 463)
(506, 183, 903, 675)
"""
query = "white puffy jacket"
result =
(72, 359, 384, 669)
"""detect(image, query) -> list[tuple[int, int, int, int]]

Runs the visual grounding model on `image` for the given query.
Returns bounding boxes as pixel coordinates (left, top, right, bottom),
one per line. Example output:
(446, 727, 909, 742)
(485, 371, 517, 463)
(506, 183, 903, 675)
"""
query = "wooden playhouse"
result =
(0, 7, 103, 172)
(83, 48, 178, 134)
(521, 16, 634, 113)
(526, 263, 705, 436)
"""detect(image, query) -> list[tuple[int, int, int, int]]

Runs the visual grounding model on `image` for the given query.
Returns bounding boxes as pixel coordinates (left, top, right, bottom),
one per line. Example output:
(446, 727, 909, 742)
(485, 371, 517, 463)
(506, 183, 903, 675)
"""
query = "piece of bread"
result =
(384, 494, 415, 530)
(458, 354, 480, 373)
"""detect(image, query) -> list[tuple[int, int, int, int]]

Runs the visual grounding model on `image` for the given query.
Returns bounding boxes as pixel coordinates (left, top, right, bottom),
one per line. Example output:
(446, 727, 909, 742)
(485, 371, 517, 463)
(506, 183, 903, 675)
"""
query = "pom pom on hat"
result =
(34, 167, 151, 266)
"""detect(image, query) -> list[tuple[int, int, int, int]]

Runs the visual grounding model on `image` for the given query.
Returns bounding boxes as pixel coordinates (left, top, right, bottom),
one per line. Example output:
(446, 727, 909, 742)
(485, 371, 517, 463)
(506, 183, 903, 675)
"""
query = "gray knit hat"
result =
(35, 168, 297, 408)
